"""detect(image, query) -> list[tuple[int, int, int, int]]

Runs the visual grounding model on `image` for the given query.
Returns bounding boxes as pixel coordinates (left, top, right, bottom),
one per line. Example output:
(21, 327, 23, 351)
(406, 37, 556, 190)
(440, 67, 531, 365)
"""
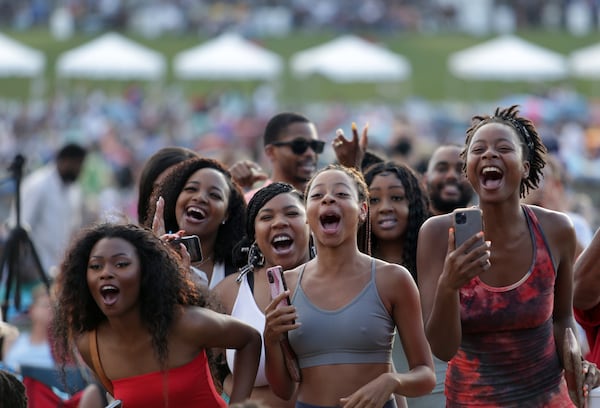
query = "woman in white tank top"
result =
(214, 182, 311, 408)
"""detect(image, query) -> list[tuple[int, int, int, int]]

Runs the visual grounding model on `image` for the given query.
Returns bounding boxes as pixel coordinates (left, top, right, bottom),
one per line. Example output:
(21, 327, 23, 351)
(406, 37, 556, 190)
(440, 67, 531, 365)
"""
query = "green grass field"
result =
(1, 28, 599, 103)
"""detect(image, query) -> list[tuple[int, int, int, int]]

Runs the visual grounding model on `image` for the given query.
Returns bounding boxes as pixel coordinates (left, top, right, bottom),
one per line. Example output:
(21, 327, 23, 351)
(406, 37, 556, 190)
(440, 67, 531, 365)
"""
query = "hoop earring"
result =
(236, 242, 265, 282)
(249, 242, 265, 267)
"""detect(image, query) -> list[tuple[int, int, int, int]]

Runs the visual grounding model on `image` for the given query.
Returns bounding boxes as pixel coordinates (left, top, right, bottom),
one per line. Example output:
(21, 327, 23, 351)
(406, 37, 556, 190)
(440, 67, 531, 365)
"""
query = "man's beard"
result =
(60, 172, 79, 184)
(429, 187, 473, 214)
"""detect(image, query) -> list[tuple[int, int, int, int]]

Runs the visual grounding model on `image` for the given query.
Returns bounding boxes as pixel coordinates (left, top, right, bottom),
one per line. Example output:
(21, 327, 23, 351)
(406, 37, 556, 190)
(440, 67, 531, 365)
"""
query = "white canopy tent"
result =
(56, 32, 166, 80)
(0, 32, 45, 77)
(569, 42, 600, 80)
(290, 35, 411, 83)
(448, 35, 568, 81)
(173, 33, 283, 81)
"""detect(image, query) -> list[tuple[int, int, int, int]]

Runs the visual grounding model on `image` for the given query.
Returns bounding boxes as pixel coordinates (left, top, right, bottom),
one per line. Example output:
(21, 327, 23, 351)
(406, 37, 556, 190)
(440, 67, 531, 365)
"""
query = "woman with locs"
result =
(417, 105, 599, 406)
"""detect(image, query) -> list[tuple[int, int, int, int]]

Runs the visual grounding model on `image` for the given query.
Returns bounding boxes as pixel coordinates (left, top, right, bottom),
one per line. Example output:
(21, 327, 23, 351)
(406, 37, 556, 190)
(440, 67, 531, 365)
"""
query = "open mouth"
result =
(320, 213, 341, 233)
(100, 285, 119, 306)
(271, 234, 294, 253)
(378, 218, 397, 229)
(481, 166, 503, 189)
(186, 206, 206, 221)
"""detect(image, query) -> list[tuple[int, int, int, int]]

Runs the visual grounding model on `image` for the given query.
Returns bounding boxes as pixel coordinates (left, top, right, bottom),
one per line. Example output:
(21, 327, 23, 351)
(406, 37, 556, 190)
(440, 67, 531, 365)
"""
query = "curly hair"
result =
(0, 369, 27, 408)
(51, 223, 209, 371)
(461, 105, 547, 198)
(145, 157, 246, 267)
(232, 182, 304, 268)
(137, 147, 199, 225)
(361, 161, 431, 280)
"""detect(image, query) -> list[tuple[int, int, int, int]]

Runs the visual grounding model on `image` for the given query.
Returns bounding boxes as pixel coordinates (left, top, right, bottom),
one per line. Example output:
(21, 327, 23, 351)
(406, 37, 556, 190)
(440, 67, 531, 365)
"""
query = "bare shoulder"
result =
(174, 306, 224, 343)
(418, 213, 453, 254)
(178, 305, 216, 326)
(527, 205, 576, 260)
(373, 259, 419, 313)
(420, 213, 453, 237)
(375, 258, 414, 285)
(527, 205, 575, 242)
(211, 272, 241, 314)
(527, 205, 573, 231)
(75, 331, 92, 367)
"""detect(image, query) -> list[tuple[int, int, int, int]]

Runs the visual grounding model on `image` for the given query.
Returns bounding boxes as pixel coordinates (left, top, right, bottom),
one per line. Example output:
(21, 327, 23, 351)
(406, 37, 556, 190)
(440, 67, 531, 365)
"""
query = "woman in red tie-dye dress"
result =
(417, 105, 598, 407)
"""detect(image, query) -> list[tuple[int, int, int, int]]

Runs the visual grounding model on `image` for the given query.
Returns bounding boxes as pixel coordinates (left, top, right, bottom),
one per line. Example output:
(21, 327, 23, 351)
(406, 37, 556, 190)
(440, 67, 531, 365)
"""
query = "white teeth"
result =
(101, 285, 117, 291)
(482, 166, 501, 174)
(273, 235, 290, 243)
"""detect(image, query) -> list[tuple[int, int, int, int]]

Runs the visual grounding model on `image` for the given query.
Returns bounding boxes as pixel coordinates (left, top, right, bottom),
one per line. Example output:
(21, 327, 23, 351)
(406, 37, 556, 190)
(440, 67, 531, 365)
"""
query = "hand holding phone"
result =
(453, 208, 484, 252)
(266, 265, 302, 382)
(267, 266, 291, 310)
(170, 235, 202, 262)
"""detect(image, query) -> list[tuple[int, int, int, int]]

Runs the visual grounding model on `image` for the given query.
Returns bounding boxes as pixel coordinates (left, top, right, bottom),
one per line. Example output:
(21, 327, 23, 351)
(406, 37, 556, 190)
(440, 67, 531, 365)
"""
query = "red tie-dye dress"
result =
(446, 206, 574, 407)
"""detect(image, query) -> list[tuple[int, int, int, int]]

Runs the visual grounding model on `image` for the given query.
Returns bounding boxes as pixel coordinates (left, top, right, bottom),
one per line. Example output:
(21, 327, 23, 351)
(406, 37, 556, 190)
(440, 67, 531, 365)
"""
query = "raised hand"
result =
(333, 122, 369, 169)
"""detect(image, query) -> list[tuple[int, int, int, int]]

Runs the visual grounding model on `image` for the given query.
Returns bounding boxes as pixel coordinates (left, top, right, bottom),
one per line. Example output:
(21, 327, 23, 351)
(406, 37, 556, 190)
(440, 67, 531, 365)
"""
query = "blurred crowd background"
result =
(0, 0, 600, 231)
(1, 0, 600, 36)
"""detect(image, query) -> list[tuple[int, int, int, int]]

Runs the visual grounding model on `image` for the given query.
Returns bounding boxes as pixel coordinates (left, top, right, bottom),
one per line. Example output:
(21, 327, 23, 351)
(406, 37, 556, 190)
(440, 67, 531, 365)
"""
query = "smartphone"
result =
(266, 265, 301, 382)
(453, 208, 484, 251)
(170, 235, 202, 262)
(267, 265, 292, 310)
(106, 400, 122, 408)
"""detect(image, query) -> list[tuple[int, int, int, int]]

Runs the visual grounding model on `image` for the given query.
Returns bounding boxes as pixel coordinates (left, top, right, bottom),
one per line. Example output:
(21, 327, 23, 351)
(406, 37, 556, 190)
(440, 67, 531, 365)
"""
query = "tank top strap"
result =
(370, 257, 376, 280)
(89, 328, 114, 396)
(522, 204, 536, 224)
(291, 264, 307, 303)
(521, 204, 556, 271)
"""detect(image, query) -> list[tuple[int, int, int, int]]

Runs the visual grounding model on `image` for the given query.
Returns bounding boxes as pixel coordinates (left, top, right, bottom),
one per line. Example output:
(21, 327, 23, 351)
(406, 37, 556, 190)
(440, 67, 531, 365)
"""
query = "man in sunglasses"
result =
(232, 112, 322, 202)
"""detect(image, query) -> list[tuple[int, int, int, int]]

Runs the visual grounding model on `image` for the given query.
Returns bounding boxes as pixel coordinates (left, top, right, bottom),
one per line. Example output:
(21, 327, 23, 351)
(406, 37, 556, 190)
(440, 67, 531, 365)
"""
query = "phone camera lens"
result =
(455, 212, 467, 224)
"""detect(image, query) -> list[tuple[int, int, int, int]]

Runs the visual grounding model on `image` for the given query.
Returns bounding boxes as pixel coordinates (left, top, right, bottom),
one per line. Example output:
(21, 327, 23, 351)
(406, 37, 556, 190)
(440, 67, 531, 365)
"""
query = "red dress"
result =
(446, 206, 574, 407)
(112, 350, 226, 408)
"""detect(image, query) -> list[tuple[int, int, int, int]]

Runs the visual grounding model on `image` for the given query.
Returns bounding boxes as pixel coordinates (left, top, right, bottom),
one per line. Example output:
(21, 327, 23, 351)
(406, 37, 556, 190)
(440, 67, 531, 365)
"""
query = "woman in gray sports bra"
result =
(263, 165, 436, 408)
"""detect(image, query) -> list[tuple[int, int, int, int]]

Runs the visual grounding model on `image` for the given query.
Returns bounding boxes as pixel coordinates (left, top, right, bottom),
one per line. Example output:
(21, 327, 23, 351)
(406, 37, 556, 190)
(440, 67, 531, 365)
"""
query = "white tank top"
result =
(226, 273, 268, 386)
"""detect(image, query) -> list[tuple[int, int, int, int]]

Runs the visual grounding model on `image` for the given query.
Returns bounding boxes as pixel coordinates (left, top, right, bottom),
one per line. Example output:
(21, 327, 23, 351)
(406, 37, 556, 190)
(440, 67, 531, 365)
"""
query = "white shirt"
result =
(191, 261, 225, 289)
(3, 333, 55, 372)
(8, 165, 84, 274)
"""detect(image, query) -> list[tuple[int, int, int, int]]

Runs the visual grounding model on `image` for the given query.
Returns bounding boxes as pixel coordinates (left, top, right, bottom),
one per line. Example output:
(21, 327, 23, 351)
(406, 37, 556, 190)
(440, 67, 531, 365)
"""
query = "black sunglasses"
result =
(271, 139, 325, 155)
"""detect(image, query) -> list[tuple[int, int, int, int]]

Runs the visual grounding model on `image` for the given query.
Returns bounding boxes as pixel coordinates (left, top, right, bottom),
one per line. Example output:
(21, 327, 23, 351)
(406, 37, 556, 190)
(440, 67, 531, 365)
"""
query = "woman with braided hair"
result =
(213, 182, 311, 407)
(361, 161, 430, 279)
(360, 161, 437, 407)
(417, 105, 598, 406)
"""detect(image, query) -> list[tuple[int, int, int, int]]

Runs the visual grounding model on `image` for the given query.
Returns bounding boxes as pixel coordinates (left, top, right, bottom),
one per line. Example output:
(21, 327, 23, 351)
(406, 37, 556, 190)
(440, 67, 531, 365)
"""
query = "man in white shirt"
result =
(7, 143, 87, 278)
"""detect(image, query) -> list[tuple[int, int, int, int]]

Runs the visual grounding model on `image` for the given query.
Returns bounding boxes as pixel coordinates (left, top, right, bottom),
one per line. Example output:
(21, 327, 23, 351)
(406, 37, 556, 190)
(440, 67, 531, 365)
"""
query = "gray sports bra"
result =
(287, 259, 395, 369)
